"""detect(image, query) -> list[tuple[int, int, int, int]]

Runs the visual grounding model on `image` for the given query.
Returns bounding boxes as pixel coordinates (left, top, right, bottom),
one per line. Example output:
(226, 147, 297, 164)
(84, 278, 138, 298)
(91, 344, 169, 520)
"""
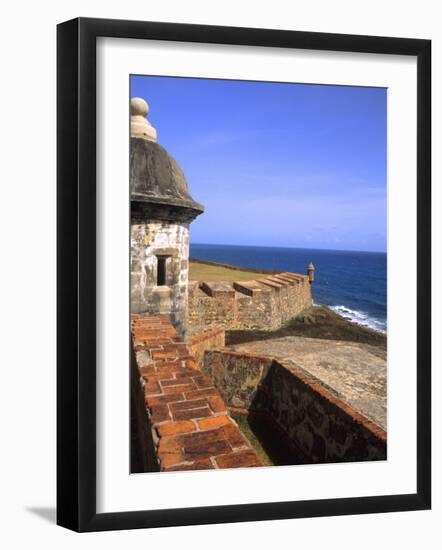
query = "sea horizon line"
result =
(190, 242, 387, 255)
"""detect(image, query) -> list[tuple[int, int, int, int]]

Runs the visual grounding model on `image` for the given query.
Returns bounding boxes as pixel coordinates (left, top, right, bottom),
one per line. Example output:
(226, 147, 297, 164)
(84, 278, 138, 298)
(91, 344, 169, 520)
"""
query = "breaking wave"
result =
(330, 305, 386, 334)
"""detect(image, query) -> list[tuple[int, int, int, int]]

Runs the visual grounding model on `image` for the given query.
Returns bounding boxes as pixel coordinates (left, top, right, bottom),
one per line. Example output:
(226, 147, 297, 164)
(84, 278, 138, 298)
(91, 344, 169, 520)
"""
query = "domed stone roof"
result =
(130, 98, 204, 223)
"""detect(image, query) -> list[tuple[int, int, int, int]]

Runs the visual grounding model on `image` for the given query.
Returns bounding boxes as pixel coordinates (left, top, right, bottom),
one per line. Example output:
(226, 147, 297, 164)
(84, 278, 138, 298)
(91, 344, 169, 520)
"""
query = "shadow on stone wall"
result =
(130, 344, 160, 473)
(246, 411, 310, 465)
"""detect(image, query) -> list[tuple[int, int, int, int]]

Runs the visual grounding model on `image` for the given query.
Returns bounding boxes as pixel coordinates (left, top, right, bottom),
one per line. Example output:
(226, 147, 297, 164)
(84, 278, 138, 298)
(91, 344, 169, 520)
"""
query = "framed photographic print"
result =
(57, 17, 431, 532)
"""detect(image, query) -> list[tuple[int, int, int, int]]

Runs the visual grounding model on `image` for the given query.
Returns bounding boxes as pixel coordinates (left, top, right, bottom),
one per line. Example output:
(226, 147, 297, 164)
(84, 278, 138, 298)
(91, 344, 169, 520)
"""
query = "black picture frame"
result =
(57, 17, 431, 532)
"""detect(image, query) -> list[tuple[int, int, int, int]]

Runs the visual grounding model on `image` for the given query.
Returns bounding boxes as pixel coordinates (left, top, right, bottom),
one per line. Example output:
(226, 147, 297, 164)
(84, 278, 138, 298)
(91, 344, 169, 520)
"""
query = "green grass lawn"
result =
(231, 414, 275, 466)
(189, 261, 264, 282)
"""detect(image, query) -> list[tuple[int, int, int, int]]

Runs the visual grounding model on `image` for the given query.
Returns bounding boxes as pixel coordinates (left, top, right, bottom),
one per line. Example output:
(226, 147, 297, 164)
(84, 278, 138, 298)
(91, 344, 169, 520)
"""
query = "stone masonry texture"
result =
(131, 222, 190, 339)
(188, 272, 312, 336)
(233, 336, 387, 429)
(188, 329, 225, 370)
(203, 349, 386, 464)
(131, 314, 262, 472)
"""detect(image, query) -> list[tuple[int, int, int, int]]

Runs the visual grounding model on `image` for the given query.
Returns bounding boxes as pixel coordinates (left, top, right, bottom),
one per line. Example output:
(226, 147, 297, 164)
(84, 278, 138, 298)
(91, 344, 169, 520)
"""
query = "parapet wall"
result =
(203, 349, 386, 464)
(188, 272, 312, 335)
(131, 315, 261, 471)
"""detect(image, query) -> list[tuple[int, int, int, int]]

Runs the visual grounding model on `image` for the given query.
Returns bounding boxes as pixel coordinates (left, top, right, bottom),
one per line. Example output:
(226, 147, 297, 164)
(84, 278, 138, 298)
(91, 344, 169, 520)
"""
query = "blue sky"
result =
(131, 76, 387, 253)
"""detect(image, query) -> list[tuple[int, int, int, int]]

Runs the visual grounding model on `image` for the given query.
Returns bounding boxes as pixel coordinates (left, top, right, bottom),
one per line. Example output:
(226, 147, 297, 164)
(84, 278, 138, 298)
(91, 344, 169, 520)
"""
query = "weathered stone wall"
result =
(131, 222, 190, 339)
(131, 315, 262, 472)
(203, 350, 386, 464)
(188, 272, 312, 335)
(202, 350, 273, 412)
(188, 329, 225, 370)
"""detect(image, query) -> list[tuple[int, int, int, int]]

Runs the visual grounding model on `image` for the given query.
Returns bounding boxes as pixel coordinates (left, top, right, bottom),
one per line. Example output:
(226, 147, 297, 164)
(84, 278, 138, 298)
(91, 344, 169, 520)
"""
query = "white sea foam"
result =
(330, 305, 386, 334)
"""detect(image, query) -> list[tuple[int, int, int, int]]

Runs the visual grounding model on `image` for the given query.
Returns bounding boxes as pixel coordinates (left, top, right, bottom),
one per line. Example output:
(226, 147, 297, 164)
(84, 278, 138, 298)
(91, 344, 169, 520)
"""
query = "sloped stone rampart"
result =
(203, 349, 386, 464)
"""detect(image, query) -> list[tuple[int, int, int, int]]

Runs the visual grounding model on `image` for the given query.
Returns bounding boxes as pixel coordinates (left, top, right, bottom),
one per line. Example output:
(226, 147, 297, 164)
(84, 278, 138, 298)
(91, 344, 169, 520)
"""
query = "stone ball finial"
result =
(131, 97, 149, 117)
(130, 97, 157, 142)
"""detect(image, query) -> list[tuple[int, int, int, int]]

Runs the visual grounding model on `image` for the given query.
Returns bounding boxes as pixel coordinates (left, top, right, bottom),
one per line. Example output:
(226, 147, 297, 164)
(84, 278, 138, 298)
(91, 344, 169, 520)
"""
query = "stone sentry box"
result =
(130, 98, 204, 340)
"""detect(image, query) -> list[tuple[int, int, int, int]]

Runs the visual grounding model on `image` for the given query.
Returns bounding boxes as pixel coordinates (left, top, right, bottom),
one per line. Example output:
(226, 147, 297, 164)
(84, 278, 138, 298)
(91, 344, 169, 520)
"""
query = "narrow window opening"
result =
(156, 256, 167, 286)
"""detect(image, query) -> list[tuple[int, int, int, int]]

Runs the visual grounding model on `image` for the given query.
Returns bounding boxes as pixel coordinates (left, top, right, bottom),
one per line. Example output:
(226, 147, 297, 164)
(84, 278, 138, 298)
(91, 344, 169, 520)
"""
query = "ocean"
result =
(190, 243, 387, 333)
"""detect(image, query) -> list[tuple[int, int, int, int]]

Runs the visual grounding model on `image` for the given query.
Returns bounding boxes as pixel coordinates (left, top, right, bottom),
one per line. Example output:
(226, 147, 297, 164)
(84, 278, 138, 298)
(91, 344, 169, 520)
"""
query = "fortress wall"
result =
(203, 350, 386, 464)
(188, 329, 225, 370)
(278, 277, 313, 324)
(188, 273, 312, 335)
(131, 315, 261, 472)
(188, 282, 236, 333)
(202, 350, 274, 412)
(234, 290, 280, 330)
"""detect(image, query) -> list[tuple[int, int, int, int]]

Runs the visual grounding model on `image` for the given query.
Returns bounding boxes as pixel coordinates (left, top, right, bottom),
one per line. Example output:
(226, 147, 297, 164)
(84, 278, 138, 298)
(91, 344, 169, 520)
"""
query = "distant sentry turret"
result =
(307, 262, 315, 283)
